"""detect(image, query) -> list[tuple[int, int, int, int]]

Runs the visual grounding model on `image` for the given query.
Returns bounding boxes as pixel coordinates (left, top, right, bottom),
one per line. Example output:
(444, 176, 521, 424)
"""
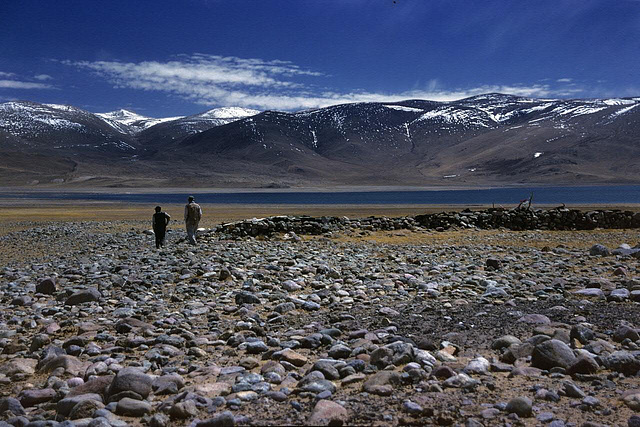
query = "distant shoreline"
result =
(0, 185, 638, 208)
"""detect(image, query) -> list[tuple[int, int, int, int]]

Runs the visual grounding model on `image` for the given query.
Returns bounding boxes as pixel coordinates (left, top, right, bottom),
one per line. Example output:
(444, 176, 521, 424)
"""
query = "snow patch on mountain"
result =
(551, 105, 608, 118)
(383, 105, 424, 113)
(44, 104, 80, 113)
(195, 107, 259, 119)
(98, 109, 183, 133)
(602, 99, 636, 106)
(609, 103, 638, 118)
(97, 109, 151, 125)
(416, 106, 491, 127)
(0, 102, 87, 133)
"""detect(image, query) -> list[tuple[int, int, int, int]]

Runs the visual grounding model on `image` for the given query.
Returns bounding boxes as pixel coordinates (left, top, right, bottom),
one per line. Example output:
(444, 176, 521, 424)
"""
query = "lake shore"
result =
(1, 202, 640, 232)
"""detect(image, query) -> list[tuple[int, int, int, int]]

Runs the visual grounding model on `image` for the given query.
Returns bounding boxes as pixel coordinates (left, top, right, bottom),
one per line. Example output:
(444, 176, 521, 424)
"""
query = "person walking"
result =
(152, 206, 171, 249)
(184, 196, 202, 245)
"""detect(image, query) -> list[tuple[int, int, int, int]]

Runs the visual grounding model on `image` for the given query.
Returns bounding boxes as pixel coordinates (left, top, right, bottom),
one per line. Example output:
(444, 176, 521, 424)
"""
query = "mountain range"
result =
(0, 93, 638, 188)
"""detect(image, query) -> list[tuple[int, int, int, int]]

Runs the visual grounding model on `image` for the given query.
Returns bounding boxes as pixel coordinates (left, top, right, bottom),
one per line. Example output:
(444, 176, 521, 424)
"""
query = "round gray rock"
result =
(506, 396, 532, 418)
(109, 367, 153, 399)
(531, 339, 576, 370)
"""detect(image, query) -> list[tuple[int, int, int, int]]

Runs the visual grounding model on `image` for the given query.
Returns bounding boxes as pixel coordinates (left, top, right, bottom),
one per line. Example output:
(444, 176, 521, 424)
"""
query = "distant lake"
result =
(1, 185, 639, 205)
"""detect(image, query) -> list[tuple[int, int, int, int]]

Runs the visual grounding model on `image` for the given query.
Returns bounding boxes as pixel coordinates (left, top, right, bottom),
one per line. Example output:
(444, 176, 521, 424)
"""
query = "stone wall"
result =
(215, 208, 640, 238)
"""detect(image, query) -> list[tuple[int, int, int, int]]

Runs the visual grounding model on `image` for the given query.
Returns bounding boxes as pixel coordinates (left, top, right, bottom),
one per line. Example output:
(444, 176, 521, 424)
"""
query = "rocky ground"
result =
(0, 218, 639, 426)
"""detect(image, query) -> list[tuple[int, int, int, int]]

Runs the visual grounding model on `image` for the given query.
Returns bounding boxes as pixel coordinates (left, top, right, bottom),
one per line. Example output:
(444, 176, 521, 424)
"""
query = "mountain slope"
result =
(0, 101, 139, 157)
(0, 95, 639, 187)
(172, 94, 640, 186)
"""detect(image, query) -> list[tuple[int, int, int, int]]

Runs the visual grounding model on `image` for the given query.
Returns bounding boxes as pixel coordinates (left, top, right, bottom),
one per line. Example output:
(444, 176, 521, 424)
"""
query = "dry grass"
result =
(327, 228, 640, 251)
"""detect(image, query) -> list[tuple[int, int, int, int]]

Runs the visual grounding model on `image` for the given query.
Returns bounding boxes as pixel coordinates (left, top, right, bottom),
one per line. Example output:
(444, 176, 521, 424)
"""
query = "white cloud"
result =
(0, 80, 53, 90)
(66, 54, 587, 110)
(34, 74, 53, 81)
(557, 78, 572, 83)
(0, 71, 55, 90)
(69, 55, 317, 91)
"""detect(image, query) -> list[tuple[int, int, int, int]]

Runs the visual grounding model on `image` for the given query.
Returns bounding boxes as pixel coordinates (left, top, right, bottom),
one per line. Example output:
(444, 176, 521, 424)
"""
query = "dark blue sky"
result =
(1, 0, 639, 117)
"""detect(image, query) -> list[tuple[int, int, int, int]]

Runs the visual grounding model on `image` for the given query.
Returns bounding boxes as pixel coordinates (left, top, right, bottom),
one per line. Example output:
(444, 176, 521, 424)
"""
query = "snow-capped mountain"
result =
(1, 94, 639, 187)
(135, 107, 260, 146)
(176, 93, 640, 186)
(0, 102, 259, 153)
(97, 109, 183, 134)
(0, 101, 139, 155)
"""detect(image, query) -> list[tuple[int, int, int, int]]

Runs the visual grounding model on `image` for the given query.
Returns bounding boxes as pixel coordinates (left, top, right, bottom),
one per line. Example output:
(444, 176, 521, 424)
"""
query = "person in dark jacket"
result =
(152, 206, 171, 248)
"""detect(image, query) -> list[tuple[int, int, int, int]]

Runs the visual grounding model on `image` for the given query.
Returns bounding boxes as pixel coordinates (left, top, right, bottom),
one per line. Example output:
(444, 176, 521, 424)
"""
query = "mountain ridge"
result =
(0, 94, 638, 187)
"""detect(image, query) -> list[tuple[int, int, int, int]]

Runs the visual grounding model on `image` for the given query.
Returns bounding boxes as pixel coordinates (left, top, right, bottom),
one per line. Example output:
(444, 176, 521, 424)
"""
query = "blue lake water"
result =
(1, 185, 639, 205)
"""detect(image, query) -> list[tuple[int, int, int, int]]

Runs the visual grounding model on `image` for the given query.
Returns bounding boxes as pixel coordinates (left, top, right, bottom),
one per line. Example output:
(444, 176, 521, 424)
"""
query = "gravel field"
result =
(0, 212, 639, 426)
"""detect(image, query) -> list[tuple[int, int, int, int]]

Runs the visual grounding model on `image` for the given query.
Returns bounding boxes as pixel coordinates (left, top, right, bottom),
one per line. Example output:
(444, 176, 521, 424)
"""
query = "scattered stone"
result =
(196, 411, 235, 427)
(0, 397, 25, 416)
(464, 357, 490, 375)
(622, 393, 640, 411)
(0, 212, 639, 425)
(402, 400, 423, 415)
(278, 349, 308, 367)
(57, 393, 103, 417)
(18, 388, 56, 407)
(308, 399, 348, 425)
(506, 396, 533, 418)
(109, 367, 153, 399)
(65, 287, 101, 305)
(518, 313, 551, 324)
(362, 371, 401, 396)
(36, 277, 57, 294)
(531, 339, 577, 370)
(491, 335, 521, 350)
(613, 325, 640, 343)
(69, 398, 105, 419)
(589, 244, 609, 256)
(115, 397, 152, 417)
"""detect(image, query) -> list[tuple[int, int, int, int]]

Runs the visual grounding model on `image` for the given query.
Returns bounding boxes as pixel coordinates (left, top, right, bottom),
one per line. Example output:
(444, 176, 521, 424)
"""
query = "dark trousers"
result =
(154, 229, 166, 248)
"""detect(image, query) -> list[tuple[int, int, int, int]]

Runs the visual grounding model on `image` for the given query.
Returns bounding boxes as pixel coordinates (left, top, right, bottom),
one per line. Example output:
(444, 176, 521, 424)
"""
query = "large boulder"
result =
(0, 397, 25, 416)
(604, 351, 640, 375)
(108, 367, 153, 399)
(0, 358, 37, 378)
(57, 393, 103, 417)
(36, 277, 57, 295)
(38, 354, 89, 376)
(18, 388, 56, 407)
(531, 339, 576, 370)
